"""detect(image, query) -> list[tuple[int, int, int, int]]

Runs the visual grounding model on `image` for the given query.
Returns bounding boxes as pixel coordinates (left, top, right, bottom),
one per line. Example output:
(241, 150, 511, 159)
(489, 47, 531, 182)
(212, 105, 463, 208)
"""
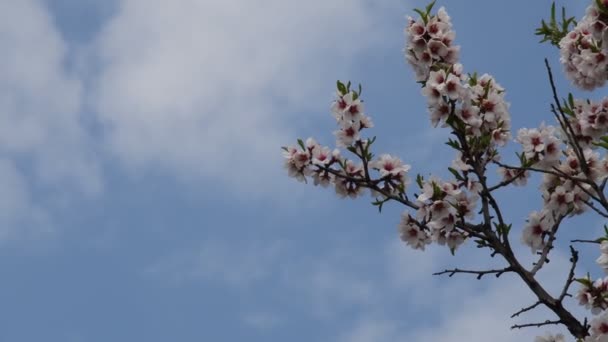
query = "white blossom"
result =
(521, 211, 553, 252)
(589, 310, 608, 341)
(398, 213, 431, 250)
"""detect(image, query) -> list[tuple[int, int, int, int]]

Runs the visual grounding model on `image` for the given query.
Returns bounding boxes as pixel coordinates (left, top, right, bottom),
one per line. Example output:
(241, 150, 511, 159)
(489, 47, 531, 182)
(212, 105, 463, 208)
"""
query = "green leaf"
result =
(535, 2, 576, 47)
(413, 8, 428, 24)
(416, 174, 424, 189)
(574, 277, 592, 287)
(447, 167, 464, 181)
(468, 72, 478, 86)
(446, 138, 461, 151)
(425, 0, 437, 15)
(432, 182, 443, 199)
(337, 80, 346, 95)
(372, 197, 391, 213)
(297, 139, 305, 150)
(592, 141, 608, 150)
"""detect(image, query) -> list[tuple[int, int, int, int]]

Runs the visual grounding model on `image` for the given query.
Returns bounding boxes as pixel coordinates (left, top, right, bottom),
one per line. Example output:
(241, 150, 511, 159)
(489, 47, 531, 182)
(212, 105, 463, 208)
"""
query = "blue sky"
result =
(0, 0, 602, 341)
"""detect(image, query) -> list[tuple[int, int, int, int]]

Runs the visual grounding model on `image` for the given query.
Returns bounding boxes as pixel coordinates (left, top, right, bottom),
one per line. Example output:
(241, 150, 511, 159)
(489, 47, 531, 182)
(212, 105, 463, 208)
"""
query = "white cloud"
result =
(338, 318, 401, 342)
(145, 233, 589, 341)
(93, 0, 400, 192)
(0, 0, 103, 239)
(283, 251, 380, 318)
(0, 0, 102, 195)
(143, 239, 285, 288)
(347, 242, 588, 342)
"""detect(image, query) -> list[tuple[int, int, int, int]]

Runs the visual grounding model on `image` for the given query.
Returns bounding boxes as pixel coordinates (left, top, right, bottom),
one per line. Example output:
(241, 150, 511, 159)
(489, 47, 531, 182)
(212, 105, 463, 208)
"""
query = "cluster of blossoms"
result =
(519, 141, 608, 252)
(577, 276, 608, 315)
(559, 2, 608, 90)
(516, 124, 562, 169)
(405, 6, 460, 81)
(283, 84, 411, 200)
(573, 276, 608, 341)
(568, 97, 608, 147)
(398, 177, 479, 252)
(519, 149, 604, 252)
(330, 87, 374, 148)
(285, 1, 608, 340)
(406, 6, 511, 160)
(515, 106, 608, 252)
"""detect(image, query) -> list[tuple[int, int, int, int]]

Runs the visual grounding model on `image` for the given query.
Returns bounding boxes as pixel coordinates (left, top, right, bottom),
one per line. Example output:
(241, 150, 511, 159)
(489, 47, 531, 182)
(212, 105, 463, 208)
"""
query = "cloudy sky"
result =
(0, 0, 602, 341)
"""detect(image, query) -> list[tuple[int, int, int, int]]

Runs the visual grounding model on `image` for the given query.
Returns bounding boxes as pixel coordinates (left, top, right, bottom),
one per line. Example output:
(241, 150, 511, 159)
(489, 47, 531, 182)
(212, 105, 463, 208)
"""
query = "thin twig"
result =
(511, 320, 562, 330)
(531, 215, 564, 275)
(571, 239, 601, 244)
(559, 246, 579, 301)
(493, 161, 591, 185)
(584, 200, 608, 218)
(433, 267, 513, 279)
(511, 301, 542, 319)
(545, 59, 590, 176)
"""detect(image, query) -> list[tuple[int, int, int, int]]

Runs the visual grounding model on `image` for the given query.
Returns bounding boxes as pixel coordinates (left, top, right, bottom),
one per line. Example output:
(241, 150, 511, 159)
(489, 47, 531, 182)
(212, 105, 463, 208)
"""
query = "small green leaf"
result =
(297, 139, 305, 150)
(425, 0, 437, 15)
(447, 167, 464, 181)
(432, 182, 443, 199)
(568, 93, 575, 108)
(592, 141, 608, 150)
(413, 8, 428, 24)
(416, 174, 424, 189)
(337, 80, 346, 95)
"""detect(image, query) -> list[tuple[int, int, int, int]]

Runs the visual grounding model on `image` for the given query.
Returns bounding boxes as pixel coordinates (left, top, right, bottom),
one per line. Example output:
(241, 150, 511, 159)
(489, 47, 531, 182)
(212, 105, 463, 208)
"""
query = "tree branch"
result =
(531, 215, 564, 275)
(559, 246, 579, 302)
(433, 267, 513, 279)
(511, 320, 562, 330)
(511, 301, 542, 319)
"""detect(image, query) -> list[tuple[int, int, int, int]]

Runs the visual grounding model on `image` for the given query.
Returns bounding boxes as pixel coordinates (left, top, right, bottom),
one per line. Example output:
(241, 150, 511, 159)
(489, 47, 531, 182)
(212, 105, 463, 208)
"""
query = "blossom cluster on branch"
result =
(559, 1, 608, 90)
(282, 1, 608, 341)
